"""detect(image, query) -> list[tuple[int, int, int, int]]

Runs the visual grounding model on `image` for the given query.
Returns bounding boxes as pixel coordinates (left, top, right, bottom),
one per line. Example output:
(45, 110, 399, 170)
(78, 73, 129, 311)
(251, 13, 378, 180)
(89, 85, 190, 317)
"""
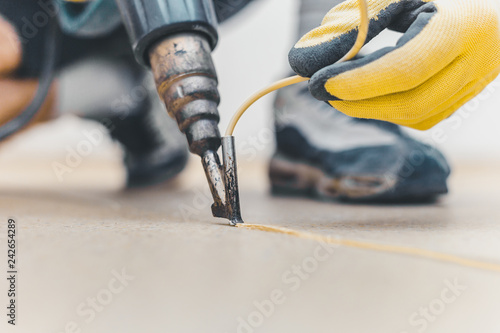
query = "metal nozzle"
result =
(149, 33, 243, 225)
(201, 150, 227, 219)
(200, 136, 243, 225)
(221, 136, 243, 225)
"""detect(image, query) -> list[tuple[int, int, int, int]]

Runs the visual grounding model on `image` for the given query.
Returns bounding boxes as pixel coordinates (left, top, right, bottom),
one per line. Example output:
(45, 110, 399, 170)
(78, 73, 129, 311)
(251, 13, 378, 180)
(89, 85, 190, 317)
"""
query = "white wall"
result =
(214, 0, 299, 158)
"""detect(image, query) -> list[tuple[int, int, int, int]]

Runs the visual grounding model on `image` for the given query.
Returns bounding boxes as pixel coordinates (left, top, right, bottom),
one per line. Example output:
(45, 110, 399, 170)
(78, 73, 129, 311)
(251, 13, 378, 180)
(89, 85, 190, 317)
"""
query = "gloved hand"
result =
(289, 0, 500, 130)
(0, 15, 55, 129)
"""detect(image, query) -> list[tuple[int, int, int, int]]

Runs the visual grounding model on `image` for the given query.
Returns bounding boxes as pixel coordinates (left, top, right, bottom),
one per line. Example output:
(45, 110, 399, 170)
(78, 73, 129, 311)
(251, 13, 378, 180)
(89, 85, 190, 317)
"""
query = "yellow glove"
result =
(289, 0, 500, 130)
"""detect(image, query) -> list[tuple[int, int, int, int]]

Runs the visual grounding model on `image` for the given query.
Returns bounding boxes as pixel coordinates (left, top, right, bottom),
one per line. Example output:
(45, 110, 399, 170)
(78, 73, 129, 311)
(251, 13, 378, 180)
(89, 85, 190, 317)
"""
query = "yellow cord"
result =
(225, 0, 370, 136)
(237, 224, 500, 273)
(225, 75, 309, 136)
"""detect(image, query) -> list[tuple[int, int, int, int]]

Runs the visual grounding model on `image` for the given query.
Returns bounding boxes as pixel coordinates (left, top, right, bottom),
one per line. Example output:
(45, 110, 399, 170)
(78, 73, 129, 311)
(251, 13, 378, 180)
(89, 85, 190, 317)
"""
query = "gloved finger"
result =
(328, 57, 500, 130)
(289, 0, 429, 78)
(308, 0, 499, 102)
(309, 5, 457, 101)
(0, 79, 57, 126)
(0, 16, 21, 75)
(409, 69, 500, 129)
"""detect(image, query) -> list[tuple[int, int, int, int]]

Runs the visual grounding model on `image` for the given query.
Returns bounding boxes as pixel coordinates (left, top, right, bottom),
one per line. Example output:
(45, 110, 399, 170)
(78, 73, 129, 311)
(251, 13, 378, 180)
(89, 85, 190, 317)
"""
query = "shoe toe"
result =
(339, 140, 451, 202)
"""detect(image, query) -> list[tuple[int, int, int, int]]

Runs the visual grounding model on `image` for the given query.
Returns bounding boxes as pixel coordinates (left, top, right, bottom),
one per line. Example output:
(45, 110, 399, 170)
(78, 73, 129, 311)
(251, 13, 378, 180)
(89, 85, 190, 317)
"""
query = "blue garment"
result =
(56, 0, 255, 37)
(56, 0, 122, 37)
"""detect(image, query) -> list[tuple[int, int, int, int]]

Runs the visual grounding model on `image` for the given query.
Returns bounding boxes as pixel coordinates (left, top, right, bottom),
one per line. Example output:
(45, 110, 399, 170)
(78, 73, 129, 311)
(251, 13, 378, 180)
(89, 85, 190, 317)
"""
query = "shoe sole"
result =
(269, 154, 445, 203)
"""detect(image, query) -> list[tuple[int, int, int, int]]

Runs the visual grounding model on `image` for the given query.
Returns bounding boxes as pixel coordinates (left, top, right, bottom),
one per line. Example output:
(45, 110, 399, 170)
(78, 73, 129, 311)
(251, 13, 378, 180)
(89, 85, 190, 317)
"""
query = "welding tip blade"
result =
(201, 150, 227, 219)
(222, 136, 244, 225)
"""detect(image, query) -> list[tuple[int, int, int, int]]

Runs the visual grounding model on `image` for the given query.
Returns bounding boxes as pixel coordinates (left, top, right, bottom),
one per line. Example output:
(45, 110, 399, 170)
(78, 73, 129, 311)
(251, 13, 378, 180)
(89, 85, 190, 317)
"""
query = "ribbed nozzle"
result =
(149, 32, 222, 156)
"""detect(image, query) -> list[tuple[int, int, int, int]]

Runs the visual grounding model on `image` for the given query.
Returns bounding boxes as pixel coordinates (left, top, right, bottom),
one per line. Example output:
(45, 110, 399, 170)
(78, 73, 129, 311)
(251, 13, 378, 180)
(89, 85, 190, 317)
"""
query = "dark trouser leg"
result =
(60, 28, 189, 187)
(298, 0, 345, 37)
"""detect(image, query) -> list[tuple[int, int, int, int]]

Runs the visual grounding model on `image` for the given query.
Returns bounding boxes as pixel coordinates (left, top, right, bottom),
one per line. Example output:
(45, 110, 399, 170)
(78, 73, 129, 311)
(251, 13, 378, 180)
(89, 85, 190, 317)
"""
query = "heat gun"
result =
(113, 0, 243, 224)
(0, 0, 248, 225)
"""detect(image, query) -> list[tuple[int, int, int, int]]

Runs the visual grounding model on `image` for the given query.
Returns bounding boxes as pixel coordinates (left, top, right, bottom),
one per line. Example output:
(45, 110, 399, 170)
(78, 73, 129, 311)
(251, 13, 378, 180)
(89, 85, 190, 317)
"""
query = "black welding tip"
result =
(222, 136, 244, 226)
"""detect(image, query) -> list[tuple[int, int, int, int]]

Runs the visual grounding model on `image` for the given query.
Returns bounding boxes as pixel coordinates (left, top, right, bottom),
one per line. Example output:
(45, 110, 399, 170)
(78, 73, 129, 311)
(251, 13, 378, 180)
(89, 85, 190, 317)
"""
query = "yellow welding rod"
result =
(225, 0, 369, 137)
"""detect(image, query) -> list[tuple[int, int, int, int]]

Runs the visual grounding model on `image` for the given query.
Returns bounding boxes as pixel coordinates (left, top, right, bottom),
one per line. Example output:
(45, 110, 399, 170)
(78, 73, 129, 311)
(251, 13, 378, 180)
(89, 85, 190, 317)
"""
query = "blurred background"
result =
(2, 2, 500, 332)
(0, 0, 499, 191)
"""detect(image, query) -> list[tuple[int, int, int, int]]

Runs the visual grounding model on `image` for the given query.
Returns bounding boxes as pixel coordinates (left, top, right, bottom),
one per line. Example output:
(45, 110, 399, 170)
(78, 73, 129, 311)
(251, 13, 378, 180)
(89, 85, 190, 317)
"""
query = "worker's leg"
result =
(58, 29, 189, 188)
(269, 0, 451, 202)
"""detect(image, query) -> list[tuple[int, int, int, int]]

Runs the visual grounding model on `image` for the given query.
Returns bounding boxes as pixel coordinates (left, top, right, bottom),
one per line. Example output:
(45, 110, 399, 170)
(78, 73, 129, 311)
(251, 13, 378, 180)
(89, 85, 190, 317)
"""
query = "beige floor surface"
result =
(0, 156, 499, 333)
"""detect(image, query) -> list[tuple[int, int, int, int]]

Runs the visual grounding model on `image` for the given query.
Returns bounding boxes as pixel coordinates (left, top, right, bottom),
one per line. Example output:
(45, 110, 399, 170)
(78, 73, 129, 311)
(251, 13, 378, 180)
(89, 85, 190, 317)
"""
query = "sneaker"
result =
(270, 81, 451, 203)
(82, 69, 189, 188)
(103, 96, 189, 188)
